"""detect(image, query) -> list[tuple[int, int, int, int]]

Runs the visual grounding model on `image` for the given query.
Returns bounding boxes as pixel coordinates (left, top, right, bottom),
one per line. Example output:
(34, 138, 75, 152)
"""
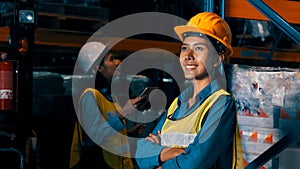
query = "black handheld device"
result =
(139, 87, 159, 97)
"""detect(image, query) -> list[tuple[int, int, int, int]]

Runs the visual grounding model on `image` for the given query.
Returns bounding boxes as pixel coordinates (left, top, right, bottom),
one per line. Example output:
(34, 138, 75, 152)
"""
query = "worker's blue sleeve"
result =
(135, 112, 167, 169)
(78, 91, 125, 146)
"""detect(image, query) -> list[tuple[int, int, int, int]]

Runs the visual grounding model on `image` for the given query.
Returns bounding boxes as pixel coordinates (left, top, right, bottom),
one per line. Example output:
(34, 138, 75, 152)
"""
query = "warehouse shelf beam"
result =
(247, 0, 300, 45)
(1, 26, 299, 64)
(204, 0, 214, 12)
(221, 0, 225, 19)
(225, 0, 300, 24)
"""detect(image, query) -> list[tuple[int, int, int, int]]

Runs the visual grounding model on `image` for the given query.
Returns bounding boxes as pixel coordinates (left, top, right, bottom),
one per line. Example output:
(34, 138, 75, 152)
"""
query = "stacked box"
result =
(61, 74, 94, 96)
(238, 126, 285, 169)
(225, 64, 300, 168)
(32, 71, 65, 116)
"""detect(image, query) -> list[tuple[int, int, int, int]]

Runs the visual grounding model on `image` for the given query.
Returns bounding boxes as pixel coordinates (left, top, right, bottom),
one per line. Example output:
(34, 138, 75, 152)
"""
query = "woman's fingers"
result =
(131, 96, 148, 109)
(121, 96, 149, 116)
(145, 133, 161, 144)
(145, 136, 155, 143)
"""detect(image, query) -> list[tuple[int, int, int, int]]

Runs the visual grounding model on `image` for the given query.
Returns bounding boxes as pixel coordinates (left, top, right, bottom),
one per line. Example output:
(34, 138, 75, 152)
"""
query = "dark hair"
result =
(95, 53, 111, 91)
(94, 52, 125, 92)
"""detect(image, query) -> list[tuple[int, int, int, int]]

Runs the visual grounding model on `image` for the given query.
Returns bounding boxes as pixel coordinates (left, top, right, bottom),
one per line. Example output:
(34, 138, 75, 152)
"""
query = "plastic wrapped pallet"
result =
(239, 126, 287, 169)
(225, 64, 300, 168)
(242, 141, 273, 169)
(226, 64, 300, 125)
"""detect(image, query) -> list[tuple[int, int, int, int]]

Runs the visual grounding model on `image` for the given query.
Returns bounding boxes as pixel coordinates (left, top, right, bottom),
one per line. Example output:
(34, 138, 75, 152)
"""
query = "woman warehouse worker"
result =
(135, 12, 243, 169)
(70, 43, 147, 169)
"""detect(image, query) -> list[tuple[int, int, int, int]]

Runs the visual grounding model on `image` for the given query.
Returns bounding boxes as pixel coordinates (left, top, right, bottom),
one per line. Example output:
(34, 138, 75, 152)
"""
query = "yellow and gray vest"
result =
(69, 88, 133, 169)
(161, 89, 243, 169)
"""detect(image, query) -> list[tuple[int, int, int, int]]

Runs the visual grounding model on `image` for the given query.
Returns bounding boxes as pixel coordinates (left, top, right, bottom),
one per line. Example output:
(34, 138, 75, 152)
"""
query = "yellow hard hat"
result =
(174, 12, 233, 56)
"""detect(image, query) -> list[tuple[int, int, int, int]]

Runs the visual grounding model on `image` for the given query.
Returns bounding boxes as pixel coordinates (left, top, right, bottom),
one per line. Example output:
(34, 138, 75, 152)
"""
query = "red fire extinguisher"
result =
(0, 61, 14, 110)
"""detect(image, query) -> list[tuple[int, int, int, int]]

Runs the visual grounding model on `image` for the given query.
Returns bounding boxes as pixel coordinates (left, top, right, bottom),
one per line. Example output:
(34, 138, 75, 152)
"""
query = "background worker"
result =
(70, 43, 147, 169)
(135, 12, 243, 169)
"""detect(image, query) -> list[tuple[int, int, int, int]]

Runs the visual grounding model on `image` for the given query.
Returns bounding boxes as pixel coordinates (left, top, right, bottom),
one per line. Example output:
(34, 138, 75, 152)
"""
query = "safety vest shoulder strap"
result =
(162, 89, 230, 148)
(166, 89, 230, 122)
(194, 89, 230, 132)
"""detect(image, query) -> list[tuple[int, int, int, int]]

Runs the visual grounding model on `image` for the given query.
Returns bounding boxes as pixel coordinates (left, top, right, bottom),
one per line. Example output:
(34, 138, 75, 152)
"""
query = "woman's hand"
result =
(145, 131, 161, 144)
(160, 147, 185, 162)
(130, 96, 148, 111)
(146, 131, 185, 166)
(119, 96, 148, 117)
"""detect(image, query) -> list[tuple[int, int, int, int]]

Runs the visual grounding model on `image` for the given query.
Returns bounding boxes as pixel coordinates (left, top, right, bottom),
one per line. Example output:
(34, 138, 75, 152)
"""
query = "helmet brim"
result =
(174, 25, 233, 56)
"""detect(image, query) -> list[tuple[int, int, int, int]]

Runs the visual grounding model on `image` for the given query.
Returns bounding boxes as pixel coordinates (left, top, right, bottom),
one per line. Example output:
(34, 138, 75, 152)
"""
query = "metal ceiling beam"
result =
(247, 0, 300, 45)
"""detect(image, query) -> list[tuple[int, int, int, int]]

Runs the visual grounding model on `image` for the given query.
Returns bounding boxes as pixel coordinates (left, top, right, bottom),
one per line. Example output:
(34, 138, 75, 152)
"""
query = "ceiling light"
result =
(18, 9, 35, 24)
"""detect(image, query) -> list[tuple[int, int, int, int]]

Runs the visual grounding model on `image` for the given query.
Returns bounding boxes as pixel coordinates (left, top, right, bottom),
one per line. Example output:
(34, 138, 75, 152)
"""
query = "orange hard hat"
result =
(174, 12, 233, 56)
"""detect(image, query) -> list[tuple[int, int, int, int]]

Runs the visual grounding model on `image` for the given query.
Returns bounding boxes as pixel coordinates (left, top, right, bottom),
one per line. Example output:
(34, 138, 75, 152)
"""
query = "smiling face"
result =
(179, 36, 221, 81)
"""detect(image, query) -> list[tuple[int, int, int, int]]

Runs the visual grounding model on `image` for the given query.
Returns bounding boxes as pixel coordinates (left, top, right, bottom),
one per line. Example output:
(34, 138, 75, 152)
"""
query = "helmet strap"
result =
(206, 36, 226, 54)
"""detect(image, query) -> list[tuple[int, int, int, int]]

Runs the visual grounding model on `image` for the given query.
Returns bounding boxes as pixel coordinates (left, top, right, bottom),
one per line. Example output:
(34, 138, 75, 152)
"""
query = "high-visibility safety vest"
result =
(161, 89, 244, 169)
(69, 88, 133, 169)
